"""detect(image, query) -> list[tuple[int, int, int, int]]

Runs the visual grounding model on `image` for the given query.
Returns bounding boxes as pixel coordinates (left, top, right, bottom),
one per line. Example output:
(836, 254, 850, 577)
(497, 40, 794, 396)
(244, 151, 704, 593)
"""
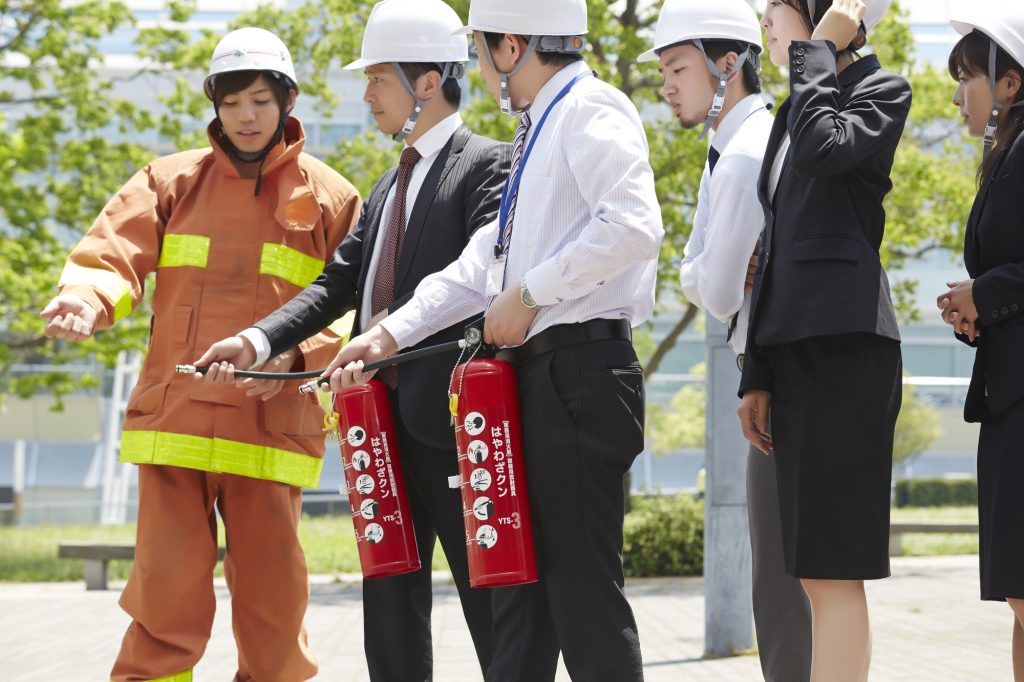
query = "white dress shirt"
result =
(380, 61, 664, 351)
(242, 112, 465, 365)
(679, 94, 773, 354)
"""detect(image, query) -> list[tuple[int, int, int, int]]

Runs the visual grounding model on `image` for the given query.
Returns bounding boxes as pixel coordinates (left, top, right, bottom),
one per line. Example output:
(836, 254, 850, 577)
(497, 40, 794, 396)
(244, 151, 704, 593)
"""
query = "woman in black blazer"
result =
(937, 5, 1024, 674)
(737, 1, 910, 679)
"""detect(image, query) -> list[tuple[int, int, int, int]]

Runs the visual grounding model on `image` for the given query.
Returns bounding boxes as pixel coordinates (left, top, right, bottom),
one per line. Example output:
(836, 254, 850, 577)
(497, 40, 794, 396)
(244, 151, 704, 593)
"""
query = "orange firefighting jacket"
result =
(57, 118, 361, 488)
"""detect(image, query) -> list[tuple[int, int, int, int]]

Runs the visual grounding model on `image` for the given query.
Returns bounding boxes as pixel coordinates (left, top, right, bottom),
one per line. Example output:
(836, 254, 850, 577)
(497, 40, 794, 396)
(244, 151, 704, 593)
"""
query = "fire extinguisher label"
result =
(355, 474, 375, 495)
(476, 525, 498, 549)
(360, 499, 380, 519)
(351, 450, 370, 471)
(473, 496, 495, 520)
(464, 412, 486, 436)
(467, 440, 489, 463)
(470, 469, 492, 492)
(347, 426, 367, 447)
(365, 523, 384, 544)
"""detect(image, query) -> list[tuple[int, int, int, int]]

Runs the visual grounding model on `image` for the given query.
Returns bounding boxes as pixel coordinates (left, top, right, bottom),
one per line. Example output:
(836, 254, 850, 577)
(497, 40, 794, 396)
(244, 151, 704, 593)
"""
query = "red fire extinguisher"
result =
(332, 380, 420, 579)
(449, 357, 538, 588)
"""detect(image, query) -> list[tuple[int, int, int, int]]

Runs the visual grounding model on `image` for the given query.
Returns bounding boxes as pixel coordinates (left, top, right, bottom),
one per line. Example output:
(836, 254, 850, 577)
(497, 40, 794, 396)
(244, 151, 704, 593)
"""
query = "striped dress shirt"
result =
(381, 61, 664, 350)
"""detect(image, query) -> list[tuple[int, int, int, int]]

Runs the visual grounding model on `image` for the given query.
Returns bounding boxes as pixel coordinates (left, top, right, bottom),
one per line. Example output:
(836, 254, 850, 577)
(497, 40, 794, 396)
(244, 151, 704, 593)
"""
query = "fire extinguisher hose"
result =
(174, 319, 489, 393)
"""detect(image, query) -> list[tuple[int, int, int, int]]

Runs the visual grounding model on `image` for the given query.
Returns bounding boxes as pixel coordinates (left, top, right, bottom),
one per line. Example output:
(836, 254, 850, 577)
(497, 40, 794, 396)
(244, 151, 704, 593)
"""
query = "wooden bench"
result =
(58, 542, 226, 590)
(889, 521, 978, 557)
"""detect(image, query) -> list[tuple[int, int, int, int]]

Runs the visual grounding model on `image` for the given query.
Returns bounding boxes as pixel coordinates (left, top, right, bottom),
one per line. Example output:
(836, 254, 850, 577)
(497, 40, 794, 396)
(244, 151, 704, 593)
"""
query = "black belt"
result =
(496, 318, 632, 367)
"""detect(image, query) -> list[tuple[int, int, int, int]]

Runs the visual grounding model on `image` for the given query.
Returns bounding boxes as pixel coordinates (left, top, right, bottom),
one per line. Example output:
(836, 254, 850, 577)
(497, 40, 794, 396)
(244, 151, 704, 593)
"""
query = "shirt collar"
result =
(710, 94, 768, 155)
(406, 112, 464, 159)
(527, 60, 593, 119)
(838, 54, 881, 89)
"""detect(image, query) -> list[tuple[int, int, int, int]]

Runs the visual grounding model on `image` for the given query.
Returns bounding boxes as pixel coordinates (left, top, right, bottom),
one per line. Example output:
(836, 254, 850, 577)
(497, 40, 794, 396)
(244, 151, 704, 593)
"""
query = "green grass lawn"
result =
(0, 505, 979, 583)
(0, 515, 450, 583)
(890, 506, 979, 556)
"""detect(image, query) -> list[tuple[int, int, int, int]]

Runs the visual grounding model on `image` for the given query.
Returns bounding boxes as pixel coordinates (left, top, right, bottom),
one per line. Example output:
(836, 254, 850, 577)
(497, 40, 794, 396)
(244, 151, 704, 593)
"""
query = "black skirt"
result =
(978, 399, 1024, 601)
(766, 333, 902, 580)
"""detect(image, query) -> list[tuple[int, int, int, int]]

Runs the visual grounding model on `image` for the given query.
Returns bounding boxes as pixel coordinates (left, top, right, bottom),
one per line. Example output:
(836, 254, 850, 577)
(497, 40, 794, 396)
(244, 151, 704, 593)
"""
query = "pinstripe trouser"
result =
(747, 444, 812, 682)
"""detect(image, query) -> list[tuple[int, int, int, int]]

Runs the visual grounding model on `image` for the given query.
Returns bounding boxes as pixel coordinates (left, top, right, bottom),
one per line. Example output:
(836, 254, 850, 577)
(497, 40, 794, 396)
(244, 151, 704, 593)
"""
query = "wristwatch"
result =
(520, 279, 538, 309)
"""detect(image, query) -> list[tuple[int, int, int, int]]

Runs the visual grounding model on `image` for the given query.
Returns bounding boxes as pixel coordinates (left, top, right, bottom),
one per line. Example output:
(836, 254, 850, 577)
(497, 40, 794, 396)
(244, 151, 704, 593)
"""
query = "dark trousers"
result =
(747, 444, 812, 682)
(363, 394, 493, 681)
(486, 338, 646, 682)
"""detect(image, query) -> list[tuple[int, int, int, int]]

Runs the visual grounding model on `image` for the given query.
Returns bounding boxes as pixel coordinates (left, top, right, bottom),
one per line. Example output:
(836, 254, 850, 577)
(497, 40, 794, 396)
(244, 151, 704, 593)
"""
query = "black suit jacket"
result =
(958, 135, 1024, 422)
(255, 124, 510, 448)
(740, 42, 912, 395)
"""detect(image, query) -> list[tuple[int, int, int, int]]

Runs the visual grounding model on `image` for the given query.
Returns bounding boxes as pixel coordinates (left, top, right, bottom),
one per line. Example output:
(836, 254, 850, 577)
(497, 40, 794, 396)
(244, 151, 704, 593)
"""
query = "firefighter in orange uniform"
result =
(39, 27, 360, 682)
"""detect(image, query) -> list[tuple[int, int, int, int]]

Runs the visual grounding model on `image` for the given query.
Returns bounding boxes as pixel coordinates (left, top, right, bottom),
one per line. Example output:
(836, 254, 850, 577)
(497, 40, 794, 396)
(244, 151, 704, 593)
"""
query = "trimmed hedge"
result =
(622, 494, 703, 577)
(894, 478, 978, 508)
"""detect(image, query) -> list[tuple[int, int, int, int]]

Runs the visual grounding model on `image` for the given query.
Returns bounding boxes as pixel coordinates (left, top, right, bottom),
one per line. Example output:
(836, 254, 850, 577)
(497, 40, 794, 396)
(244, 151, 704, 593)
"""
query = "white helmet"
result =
(347, 0, 468, 142)
(455, 0, 588, 37)
(640, 0, 763, 141)
(950, 0, 1024, 156)
(637, 0, 763, 63)
(203, 27, 297, 101)
(456, 0, 588, 116)
(806, 0, 892, 33)
(344, 0, 468, 70)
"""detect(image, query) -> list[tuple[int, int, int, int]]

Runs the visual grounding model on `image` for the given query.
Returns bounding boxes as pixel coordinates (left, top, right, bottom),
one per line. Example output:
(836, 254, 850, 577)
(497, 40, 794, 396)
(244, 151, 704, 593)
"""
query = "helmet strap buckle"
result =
(482, 34, 542, 117)
(391, 61, 461, 141)
(695, 40, 751, 141)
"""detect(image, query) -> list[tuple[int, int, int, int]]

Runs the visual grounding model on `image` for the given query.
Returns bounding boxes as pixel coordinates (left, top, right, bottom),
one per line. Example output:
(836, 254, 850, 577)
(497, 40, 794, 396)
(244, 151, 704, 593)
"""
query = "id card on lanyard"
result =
(485, 71, 595, 298)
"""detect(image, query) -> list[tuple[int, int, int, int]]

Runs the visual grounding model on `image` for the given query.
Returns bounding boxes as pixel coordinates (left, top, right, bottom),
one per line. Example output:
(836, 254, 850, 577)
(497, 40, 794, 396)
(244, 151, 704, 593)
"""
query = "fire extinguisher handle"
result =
(175, 365, 326, 380)
(297, 337, 477, 393)
(178, 319, 497, 394)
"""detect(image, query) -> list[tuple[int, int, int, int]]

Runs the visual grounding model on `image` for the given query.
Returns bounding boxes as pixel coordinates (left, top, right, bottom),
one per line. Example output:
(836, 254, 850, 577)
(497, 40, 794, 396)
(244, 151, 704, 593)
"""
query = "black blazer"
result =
(959, 135, 1024, 422)
(255, 124, 510, 448)
(740, 42, 912, 395)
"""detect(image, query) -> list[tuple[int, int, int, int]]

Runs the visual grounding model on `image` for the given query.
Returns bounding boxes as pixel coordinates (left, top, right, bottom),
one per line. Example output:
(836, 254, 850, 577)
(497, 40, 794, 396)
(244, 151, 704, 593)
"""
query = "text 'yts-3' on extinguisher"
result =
(448, 332, 538, 588)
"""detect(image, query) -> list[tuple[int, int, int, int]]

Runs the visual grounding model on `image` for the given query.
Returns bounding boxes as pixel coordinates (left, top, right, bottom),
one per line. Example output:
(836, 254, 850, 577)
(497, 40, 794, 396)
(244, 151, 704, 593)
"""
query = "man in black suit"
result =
(196, 2, 510, 679)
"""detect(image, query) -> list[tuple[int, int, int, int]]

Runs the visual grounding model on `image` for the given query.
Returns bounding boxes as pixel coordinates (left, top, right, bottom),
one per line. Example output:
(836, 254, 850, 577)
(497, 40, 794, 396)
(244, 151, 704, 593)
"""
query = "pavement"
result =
(0, 555, 1012, 681)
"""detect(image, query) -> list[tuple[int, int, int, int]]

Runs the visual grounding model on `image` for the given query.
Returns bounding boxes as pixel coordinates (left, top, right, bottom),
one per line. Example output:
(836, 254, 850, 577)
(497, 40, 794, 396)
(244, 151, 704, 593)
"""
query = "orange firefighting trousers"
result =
(109, 464, 316, 681)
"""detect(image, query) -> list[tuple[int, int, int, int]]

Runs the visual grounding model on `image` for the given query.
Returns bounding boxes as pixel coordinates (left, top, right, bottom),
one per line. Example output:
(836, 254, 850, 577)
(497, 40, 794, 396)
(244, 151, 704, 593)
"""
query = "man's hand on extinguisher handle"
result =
(321, 325, 399, 393)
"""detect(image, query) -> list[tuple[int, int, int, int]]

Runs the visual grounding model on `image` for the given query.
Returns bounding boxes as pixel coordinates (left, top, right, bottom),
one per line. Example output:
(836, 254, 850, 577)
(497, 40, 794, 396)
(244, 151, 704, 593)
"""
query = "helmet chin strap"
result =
(983, 38, 1024, 158)
(693, 39, 755, 141)
(480, 35, 543, 117)
(216, 111, 290, 197)
(391, 61, 465, 142)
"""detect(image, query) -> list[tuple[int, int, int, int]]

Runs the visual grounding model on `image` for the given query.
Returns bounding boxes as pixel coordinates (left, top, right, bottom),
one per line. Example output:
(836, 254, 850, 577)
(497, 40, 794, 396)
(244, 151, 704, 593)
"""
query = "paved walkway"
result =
(0, 555, 1011, 681)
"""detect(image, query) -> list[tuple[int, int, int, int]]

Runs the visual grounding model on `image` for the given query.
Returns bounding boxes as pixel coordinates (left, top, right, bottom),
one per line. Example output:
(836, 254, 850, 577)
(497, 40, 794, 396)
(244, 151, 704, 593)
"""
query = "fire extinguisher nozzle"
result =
(298, 379, 321, 394)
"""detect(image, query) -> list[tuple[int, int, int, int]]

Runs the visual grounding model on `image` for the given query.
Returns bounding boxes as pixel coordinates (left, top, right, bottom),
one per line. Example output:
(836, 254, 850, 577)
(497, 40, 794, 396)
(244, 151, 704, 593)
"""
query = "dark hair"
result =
(780, 0, 824, 32)
(949, 29, 1024, 185)
(399, 62, 463, 108)
(483, 32, 584, 68)
(779, 0, 860, 56)
(213, 69, 294, 113)
(696, 39, 762, 95)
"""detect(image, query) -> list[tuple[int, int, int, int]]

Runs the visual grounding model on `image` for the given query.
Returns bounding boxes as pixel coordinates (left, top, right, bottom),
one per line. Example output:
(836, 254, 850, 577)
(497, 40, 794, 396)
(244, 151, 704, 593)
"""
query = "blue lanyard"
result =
(494, 71, 594, 258)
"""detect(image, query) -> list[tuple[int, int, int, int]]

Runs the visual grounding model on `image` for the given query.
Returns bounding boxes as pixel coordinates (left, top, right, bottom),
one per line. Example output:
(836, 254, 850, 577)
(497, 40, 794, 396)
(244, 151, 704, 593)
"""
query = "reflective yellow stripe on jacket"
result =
(120, 431, 323, 489)
(158, 234, 210, 269)
(58, 262, 134, 323)
(110, 670, 192, 682)
(259, 243, 325, 288)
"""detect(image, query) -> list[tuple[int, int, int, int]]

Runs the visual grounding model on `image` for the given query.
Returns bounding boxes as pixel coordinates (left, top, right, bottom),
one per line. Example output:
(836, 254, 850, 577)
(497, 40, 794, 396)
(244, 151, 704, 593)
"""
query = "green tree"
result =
(0, 0, 155, 401)
(893, 384, 942, 465)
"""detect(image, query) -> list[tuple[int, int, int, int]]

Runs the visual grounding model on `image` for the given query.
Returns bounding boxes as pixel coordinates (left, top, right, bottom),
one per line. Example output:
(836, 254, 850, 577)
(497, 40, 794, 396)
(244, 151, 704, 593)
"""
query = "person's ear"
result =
(1002, 68, 1022, 104)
